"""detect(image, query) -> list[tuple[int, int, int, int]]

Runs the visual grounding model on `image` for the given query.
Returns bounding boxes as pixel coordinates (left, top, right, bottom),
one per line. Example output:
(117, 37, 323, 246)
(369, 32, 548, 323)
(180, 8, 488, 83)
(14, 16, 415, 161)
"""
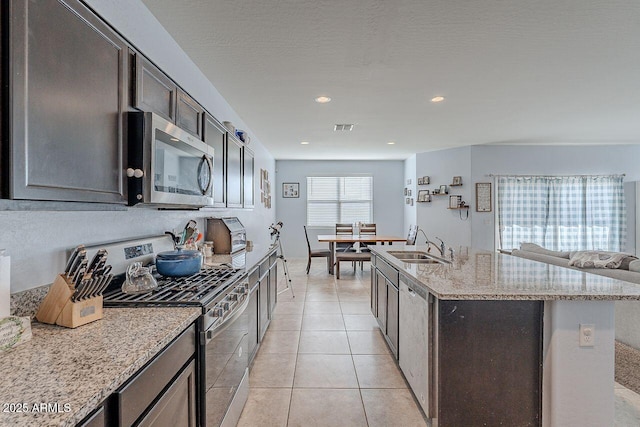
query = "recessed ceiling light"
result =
(315, 96, 331, 104)
(300, 141, 310, 145)
(170, 137, 179, 142)
(431, 96, 445, 103)
(387, 141, 396, 145)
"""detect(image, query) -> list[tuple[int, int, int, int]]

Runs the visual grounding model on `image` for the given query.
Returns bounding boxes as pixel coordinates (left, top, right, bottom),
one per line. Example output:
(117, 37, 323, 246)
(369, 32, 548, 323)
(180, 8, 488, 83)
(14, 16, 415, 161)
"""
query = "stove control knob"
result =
(236, 285, 248, 295)
(222, 302, 231, 310)
(228, 293, 238, 301)
(211, 306, 224, 318)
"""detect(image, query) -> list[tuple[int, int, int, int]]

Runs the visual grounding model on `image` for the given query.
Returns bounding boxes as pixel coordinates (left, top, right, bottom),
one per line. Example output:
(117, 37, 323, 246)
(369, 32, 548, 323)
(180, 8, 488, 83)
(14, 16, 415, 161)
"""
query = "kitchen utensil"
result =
(156, 249, 202, 277)
(87, 249, 107, 274)
(122, 262, 157, 294)
(66, 248, 86, 281)
(64, 245, 84, 276)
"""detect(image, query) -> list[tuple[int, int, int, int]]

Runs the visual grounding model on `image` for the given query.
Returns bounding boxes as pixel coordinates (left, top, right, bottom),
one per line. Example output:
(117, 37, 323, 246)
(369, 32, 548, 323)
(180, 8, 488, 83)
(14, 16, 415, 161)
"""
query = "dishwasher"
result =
(399, 276, 431, 416)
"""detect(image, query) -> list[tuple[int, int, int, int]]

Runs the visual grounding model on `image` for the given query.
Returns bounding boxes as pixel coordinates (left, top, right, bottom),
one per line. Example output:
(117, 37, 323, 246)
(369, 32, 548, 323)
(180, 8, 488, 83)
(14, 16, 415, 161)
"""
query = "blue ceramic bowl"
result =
(156, 249, 202, 277)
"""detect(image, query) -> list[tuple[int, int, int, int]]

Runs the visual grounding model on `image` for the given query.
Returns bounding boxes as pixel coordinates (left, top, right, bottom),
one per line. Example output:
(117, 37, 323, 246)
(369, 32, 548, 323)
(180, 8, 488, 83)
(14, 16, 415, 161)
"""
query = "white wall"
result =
(0, 0, 276, 293)
(470, 144, 640, 253)
(275, 160, 405, 257)
(414, 147, 473, 248)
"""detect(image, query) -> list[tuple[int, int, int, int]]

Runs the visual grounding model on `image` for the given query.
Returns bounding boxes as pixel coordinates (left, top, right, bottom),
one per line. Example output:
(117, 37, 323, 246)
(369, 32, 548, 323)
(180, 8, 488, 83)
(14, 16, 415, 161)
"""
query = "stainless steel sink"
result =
(387, 251, 450, 265)
(388, 251, 431, 260)
(402, 259, 441, 264)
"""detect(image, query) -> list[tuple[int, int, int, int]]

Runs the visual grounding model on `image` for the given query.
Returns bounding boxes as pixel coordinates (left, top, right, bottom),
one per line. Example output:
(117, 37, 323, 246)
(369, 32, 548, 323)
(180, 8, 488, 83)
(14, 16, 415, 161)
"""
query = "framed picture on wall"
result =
(282, 182, 299, 198)
(476, 182, 492, 212)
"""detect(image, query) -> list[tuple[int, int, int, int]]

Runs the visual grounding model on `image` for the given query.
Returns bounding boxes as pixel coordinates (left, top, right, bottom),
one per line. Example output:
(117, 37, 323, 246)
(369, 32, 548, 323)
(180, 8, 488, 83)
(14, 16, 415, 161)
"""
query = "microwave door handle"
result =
(198, 155, 213, 195)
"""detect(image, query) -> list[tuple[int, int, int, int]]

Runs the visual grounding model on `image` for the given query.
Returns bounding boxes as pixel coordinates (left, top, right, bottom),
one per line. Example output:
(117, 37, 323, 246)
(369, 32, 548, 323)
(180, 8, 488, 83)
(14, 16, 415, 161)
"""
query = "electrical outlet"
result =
(579, 324, 595, 347)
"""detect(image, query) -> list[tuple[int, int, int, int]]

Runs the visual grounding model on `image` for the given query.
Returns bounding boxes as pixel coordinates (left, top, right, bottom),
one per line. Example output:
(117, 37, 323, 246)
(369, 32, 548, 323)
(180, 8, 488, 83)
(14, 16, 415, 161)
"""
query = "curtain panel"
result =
(497, 175, 626, 252)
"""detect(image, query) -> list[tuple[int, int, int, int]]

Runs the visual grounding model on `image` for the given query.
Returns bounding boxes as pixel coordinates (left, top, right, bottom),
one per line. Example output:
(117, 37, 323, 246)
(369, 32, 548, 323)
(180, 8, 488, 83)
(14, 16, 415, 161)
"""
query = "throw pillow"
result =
(629, 260, 640, 273)
(569, 251, 638, 269)
(520, 243, 571, 259)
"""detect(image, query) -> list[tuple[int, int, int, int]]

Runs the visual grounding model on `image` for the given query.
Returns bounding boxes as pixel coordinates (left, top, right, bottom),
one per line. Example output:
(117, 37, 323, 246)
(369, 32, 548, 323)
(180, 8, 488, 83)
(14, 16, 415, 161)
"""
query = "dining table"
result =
(317, 234, 407, 275)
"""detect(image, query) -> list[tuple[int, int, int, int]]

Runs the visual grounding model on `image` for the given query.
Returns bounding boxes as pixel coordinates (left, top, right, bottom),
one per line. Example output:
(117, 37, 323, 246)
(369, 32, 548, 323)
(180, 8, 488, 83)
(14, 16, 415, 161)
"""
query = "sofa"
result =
(510, 243, 640, 285)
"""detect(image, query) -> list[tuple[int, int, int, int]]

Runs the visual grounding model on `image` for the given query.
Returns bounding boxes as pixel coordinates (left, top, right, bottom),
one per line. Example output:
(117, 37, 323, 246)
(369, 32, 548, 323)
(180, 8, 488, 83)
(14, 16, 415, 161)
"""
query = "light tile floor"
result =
(238, 258, 428, 427)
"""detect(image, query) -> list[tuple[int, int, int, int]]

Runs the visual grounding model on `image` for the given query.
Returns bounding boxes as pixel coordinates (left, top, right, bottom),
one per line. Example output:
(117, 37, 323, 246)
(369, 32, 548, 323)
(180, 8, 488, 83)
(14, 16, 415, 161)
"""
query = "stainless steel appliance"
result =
(100, 235, 250, 426)
(127, 112, 214, 207)
(205, 217, 247, 254)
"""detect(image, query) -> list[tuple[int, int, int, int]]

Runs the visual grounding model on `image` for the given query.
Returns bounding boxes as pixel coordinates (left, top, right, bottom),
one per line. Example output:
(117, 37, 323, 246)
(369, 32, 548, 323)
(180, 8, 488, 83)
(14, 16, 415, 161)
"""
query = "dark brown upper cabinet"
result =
(226, 133, 243, 208)
(3, 0, 128, 204)
(133, 55, 202, 140)
(243, 147, 255, 209)
(176, 89, 204, 140)
(203, 113, 227, 208)
(133, 54, 177, 123)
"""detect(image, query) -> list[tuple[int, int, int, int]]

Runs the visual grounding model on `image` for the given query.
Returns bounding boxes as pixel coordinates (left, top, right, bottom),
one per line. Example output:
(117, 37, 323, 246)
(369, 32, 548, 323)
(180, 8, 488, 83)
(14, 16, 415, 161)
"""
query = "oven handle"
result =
(203, 292, 250, 345)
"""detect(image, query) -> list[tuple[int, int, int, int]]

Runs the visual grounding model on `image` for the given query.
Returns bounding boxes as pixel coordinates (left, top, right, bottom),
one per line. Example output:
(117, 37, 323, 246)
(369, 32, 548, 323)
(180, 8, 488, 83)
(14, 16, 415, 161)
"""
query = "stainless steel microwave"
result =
(127, 112, 214, 207)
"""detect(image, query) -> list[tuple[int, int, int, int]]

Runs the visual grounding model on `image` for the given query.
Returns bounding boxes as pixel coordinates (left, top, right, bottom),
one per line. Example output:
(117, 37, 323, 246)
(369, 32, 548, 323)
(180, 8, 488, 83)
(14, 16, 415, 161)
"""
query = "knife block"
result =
(35, 274, 103, 328)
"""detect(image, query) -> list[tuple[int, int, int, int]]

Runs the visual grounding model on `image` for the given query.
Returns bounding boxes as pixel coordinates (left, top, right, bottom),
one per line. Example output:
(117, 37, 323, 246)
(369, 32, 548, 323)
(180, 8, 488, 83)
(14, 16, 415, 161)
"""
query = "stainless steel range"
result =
(98, 235, 250, 427)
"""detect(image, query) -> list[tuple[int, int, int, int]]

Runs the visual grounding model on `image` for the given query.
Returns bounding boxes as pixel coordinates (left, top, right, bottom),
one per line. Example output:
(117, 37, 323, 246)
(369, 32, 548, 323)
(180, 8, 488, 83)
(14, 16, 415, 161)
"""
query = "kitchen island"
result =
(370, 244, 640, 427)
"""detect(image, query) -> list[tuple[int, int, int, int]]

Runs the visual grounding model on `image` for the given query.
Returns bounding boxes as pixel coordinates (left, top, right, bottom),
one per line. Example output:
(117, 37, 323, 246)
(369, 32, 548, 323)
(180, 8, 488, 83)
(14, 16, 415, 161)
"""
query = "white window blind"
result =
(306, 176, 373, 227)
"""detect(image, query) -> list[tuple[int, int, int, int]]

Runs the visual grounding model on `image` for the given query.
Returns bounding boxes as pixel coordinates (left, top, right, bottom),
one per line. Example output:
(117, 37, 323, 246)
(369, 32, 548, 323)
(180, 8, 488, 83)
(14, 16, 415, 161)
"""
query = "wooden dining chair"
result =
(335, 251, 371, 279)
(358, 223, 377, 254)
(304, 226, 331, 274)
(335, 223, 355, 252)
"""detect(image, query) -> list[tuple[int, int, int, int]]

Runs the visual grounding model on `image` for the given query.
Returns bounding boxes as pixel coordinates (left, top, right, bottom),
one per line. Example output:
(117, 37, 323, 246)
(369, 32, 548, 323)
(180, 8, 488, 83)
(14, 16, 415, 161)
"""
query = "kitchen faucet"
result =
(416, 228, 446, 257)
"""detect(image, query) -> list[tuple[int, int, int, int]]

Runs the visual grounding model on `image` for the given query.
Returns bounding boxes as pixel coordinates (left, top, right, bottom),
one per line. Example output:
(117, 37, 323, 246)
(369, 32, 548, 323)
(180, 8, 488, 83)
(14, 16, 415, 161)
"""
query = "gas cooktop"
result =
(103, 266, 244, 307)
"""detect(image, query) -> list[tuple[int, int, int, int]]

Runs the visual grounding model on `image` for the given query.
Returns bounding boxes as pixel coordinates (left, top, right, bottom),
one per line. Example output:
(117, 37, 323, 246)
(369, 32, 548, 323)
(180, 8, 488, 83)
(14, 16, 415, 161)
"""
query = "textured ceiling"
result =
(141, 0, 640, 160)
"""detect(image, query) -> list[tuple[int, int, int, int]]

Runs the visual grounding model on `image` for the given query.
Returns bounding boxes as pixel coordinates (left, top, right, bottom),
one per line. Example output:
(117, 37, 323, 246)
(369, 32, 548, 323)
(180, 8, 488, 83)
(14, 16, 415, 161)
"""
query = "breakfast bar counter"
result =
(372, 244, 640, 301)
(370, 245, 640, 427)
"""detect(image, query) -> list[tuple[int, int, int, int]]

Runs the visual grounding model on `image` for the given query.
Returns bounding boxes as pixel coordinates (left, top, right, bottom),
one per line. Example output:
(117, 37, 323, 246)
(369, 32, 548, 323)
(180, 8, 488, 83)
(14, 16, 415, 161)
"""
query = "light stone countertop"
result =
(372, 244, 640, 300)
(0, 307, 200, 427)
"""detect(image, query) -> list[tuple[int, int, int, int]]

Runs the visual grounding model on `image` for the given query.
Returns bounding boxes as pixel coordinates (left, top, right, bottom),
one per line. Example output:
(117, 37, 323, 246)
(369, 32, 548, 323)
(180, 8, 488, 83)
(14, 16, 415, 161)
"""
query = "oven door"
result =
(202, 293, 250, 426)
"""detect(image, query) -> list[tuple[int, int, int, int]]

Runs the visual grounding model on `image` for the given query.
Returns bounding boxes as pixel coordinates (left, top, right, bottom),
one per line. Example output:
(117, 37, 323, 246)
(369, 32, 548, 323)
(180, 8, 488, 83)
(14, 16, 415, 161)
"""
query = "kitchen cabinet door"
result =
(138, 360, 197, 427)
(5, 0, 127, 203)
(203, 114, 227, 207)
(370, 264, 377, 317)
(176, 89, 204, 139)
(268, 259, 277, 317)
(258, 273, 269, 341)
(243, 147, 255, 209)
(376, 270, 387, 334)
(386, 281, 399, 358)
(133, 54, 177, 123)
(226, 134, 243, 208)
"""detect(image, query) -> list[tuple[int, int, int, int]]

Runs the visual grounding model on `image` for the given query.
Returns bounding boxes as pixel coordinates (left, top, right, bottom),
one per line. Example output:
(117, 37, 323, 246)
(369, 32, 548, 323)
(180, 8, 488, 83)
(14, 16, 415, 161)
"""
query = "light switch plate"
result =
(579, 324, 595, 347)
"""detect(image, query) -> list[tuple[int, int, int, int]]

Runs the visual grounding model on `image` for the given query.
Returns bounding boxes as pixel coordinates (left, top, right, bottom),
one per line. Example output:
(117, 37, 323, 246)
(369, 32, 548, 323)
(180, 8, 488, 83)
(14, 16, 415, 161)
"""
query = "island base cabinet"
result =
(435, 300, 542, 427)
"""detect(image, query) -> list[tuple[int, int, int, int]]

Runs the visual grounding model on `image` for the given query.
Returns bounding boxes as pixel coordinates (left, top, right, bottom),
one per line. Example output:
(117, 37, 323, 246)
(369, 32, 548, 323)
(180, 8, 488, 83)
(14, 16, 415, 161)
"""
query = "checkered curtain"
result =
(497, 175, 626, 251)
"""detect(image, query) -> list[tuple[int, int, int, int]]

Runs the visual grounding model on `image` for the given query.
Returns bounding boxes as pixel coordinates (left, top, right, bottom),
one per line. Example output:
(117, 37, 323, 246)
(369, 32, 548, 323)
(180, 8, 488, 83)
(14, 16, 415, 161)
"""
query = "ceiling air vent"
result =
(334, 124, 354, 132)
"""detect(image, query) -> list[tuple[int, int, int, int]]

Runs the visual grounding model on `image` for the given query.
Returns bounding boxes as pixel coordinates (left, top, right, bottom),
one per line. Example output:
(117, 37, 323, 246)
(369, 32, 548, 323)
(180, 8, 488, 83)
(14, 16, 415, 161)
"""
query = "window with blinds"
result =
(306, 176, 373, 227)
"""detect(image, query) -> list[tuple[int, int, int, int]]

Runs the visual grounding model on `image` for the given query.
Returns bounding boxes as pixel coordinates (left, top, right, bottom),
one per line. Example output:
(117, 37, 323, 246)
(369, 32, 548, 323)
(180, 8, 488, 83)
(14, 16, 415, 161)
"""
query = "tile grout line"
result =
(286, 276, 308, 427)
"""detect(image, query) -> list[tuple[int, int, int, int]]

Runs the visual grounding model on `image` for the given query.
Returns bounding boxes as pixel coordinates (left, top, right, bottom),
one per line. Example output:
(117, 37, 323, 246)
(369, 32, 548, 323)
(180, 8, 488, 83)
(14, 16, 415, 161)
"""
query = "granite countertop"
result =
(204, 243, 277, 271)
(372, 244, 640, 301)
(0, 307, 200, 427)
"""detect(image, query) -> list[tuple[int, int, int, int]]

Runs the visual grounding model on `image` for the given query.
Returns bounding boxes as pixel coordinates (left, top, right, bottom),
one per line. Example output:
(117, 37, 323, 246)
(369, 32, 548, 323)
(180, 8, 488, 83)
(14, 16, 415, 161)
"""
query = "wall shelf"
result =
(447, 206, 469, 210)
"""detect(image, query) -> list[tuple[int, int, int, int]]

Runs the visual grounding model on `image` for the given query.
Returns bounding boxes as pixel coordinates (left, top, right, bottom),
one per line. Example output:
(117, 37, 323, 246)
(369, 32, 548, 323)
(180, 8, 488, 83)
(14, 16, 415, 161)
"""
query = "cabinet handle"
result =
(126, 168, 144, 178)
